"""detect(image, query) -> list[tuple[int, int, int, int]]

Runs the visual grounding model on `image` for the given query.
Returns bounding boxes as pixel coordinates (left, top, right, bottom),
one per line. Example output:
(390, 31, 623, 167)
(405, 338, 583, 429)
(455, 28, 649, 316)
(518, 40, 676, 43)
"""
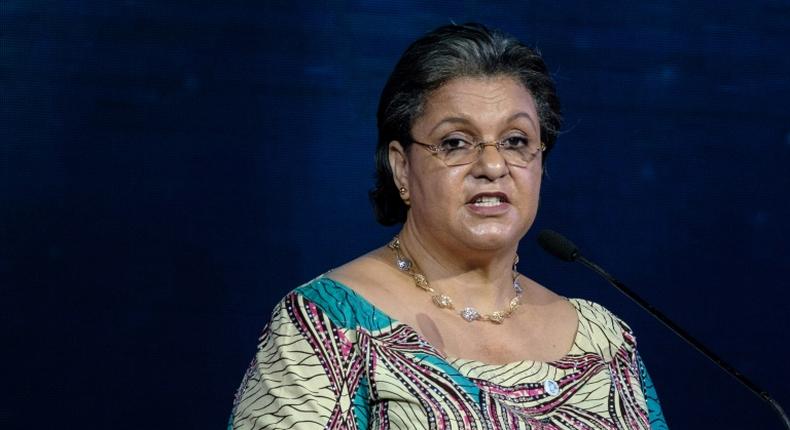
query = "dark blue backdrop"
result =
(2, 1, 789, 428)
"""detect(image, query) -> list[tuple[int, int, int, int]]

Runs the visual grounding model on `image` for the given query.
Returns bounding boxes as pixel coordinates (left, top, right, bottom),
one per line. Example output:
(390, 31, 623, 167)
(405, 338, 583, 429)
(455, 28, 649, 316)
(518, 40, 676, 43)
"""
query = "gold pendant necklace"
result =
(387, 235, 523, 324)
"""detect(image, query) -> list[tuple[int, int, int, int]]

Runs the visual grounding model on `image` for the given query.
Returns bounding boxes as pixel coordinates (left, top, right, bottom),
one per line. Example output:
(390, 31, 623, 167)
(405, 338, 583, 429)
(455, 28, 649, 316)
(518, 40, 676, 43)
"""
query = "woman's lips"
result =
(467, 192, 510, 204)
(465, 195, 511, 216)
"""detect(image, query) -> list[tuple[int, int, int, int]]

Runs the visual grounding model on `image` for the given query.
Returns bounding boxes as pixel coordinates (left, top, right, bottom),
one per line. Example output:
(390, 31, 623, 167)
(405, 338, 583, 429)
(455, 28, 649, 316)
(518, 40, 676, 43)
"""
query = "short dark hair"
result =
(370, 23, 562, 226)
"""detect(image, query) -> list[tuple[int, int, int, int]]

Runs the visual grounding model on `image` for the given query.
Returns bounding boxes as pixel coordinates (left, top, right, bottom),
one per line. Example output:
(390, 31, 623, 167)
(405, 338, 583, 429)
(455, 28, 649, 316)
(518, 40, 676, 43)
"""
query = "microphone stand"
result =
(576, 254, 790, 429)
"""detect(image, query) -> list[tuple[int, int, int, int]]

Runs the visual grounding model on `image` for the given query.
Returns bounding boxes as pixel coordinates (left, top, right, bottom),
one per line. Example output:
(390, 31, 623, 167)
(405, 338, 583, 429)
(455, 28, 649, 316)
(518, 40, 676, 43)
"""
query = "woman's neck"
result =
(396, 223, 520, 310)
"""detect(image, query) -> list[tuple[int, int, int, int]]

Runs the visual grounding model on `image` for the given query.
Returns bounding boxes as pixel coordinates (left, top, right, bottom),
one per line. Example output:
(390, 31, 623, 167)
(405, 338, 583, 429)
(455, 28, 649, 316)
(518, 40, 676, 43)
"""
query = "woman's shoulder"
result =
(568, 298, 631, 328)
(567, 298, 638, 358)
(271, 274, 398, 332)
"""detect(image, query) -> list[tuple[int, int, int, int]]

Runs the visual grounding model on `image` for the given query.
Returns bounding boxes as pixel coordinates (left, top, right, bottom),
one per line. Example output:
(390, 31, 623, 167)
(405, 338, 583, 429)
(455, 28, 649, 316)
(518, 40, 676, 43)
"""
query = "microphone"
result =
(537, 229, 790, 429)
(536, 229, 578, 262)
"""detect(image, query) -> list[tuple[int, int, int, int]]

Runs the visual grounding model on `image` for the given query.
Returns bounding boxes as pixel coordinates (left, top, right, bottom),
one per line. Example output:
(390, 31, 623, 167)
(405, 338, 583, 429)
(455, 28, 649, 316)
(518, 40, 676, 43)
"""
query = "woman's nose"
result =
(473, 143, 509, 179)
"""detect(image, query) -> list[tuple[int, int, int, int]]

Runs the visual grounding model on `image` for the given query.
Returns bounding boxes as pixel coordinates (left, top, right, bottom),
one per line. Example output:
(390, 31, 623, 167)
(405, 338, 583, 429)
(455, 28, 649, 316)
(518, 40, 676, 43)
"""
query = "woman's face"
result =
(390, 76, 543, 254)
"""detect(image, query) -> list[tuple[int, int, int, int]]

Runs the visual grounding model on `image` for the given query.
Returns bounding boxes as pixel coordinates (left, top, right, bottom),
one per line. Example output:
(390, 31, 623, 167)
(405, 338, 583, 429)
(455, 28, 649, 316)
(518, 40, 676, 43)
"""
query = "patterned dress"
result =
(230, 277, 668, 429)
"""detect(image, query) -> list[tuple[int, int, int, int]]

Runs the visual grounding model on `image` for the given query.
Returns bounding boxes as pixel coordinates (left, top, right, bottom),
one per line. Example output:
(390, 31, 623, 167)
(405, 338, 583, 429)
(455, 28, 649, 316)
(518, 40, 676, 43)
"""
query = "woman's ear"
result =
(388, 140, 410, 205)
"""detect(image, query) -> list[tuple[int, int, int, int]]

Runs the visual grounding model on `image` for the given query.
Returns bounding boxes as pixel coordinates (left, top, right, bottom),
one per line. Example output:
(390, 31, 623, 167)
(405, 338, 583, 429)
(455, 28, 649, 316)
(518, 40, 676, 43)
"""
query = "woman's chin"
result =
(458, 224, 527, 251)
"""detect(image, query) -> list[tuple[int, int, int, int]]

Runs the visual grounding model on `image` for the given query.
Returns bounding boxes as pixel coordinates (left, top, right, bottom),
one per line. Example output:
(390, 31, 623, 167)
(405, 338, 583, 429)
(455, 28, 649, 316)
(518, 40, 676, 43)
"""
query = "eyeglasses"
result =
(411, 136, 546, 167)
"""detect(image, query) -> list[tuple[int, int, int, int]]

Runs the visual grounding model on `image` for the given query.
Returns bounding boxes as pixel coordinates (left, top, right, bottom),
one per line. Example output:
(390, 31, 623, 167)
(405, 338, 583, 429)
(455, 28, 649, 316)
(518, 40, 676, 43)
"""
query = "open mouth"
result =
(468, 193, 509, 207)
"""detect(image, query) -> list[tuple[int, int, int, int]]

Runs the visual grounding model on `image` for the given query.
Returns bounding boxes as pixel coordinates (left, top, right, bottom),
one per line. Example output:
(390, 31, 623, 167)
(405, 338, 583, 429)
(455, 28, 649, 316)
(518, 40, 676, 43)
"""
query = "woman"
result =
(230, 23, 668, 430)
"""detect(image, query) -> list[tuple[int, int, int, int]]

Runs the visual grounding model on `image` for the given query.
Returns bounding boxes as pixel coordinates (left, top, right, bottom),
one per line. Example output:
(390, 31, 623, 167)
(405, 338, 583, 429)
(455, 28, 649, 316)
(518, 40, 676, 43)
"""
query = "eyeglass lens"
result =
(443, 142, 540, 167)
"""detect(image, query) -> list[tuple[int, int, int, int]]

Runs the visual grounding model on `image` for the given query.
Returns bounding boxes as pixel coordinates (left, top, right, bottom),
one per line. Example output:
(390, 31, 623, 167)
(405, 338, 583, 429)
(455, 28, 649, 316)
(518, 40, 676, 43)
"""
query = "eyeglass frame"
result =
(408, 137, 547, 167)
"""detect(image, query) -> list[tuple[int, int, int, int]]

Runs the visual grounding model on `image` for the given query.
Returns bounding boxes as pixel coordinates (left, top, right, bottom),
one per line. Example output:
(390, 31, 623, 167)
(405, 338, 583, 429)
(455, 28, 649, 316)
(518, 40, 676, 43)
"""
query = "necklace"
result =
(387, 235, 524, 324)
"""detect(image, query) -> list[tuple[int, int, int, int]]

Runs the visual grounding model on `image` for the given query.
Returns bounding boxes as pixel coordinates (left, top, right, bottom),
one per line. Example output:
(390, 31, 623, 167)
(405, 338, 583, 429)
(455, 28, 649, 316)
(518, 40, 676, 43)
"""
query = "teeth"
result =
(473, 196, 502, 207)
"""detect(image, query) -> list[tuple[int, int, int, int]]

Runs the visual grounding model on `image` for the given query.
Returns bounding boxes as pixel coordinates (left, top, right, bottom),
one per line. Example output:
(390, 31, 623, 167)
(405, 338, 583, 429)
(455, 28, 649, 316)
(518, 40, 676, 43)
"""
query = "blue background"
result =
(2, 1, 789, 428)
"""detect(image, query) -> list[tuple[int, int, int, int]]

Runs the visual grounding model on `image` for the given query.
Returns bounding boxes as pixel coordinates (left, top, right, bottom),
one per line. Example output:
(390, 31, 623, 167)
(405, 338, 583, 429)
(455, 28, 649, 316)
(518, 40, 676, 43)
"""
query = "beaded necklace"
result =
(387, 235, 523, 324)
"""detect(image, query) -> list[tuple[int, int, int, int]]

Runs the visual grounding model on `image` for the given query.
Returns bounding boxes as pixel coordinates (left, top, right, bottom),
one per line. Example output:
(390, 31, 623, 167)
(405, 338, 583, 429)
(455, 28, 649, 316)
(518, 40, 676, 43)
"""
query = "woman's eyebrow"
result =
(428, 112, 536, 135)
(506, 112, 537, 126)
(428, 116, 472, 134)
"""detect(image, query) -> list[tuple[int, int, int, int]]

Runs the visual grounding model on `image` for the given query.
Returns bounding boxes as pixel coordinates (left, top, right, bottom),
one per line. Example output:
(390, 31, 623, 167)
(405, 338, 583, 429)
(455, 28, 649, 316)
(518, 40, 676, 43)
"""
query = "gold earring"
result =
(399, 186, 411, 206)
